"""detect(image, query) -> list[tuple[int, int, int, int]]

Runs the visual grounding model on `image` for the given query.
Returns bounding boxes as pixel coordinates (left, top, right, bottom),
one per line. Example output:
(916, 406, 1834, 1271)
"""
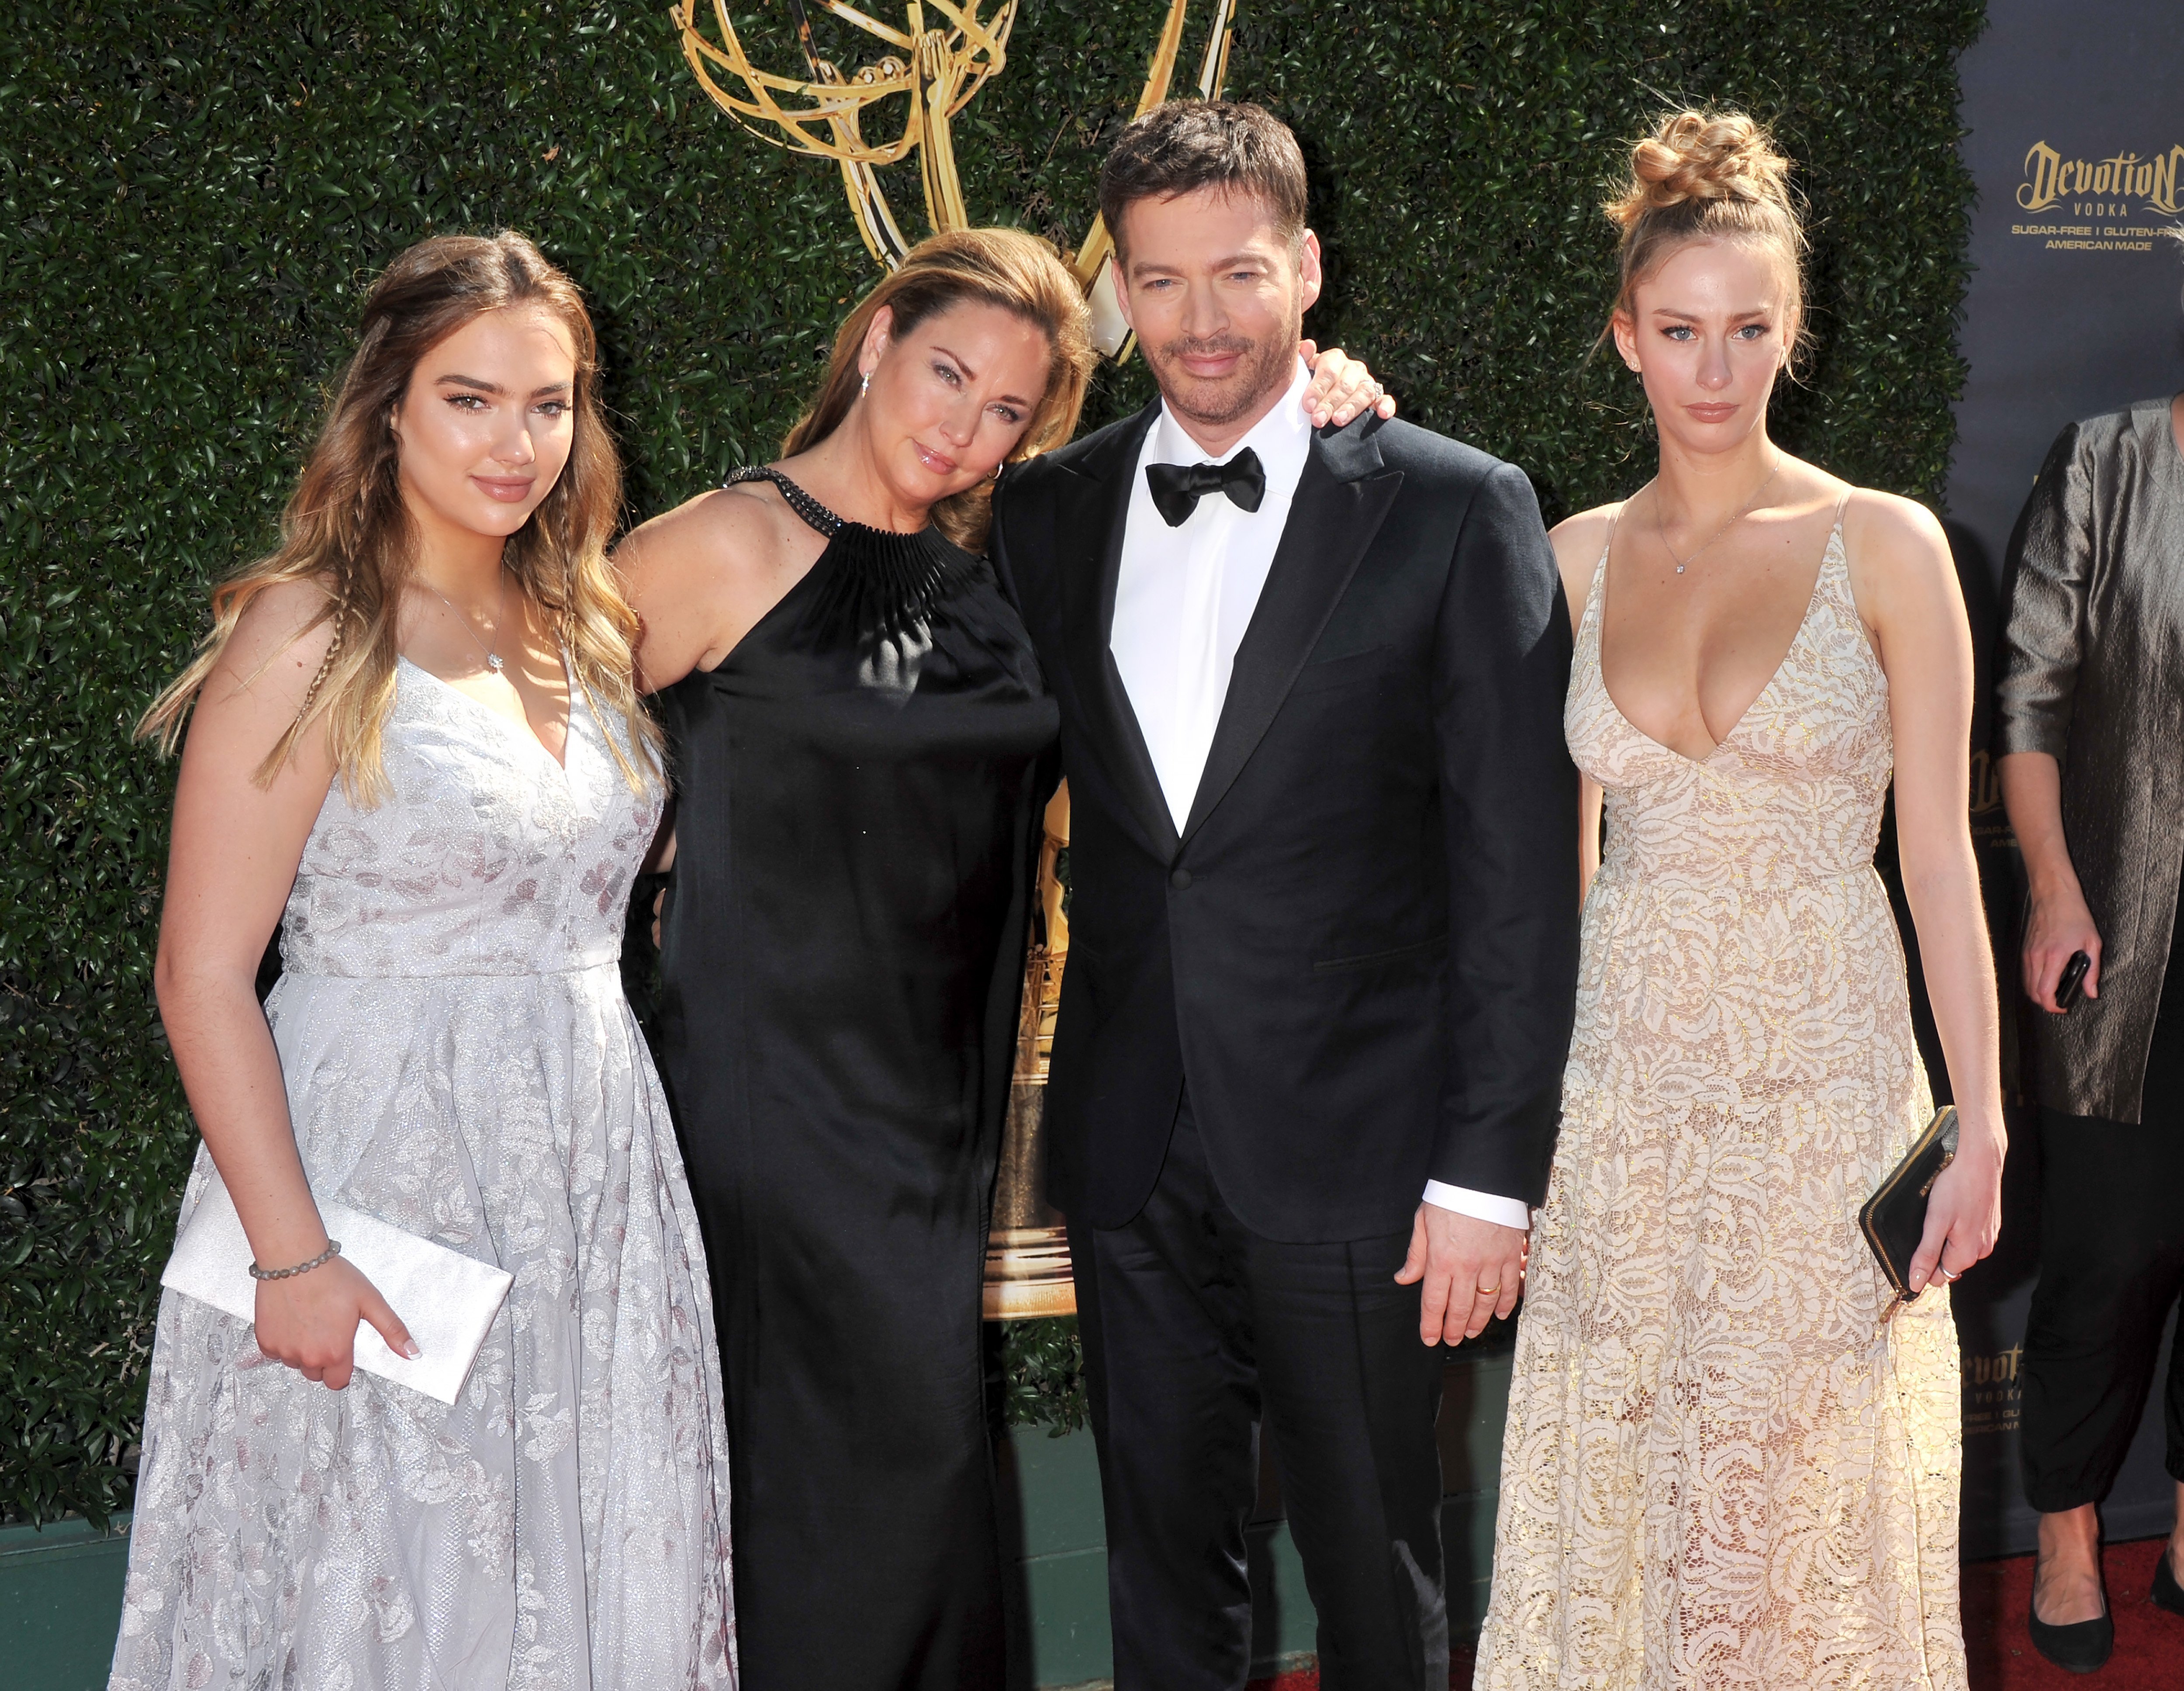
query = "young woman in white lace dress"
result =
(113, 233, 736, 1690)
(1476, 113, 2004, 1689)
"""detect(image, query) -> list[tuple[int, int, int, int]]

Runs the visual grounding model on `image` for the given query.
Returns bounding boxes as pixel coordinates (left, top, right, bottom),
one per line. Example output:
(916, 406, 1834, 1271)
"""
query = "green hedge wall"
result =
(0, 0, 1982, 1525)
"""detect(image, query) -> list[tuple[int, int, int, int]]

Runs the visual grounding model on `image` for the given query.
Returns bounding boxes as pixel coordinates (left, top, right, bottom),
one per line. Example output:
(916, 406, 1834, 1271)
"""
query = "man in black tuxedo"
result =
(990, 102, 1579, 1689)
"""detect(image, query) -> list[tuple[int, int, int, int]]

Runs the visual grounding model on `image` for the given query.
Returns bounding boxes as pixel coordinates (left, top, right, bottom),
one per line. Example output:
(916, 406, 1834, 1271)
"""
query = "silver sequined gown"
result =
(111, 660, 737, 1691)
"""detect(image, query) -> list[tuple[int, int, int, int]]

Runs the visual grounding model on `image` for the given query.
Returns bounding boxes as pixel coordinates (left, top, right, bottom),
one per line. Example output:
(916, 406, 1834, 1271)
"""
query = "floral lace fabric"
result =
(1476, 521, 1965, 1690)
(111, 662, 737, 1691)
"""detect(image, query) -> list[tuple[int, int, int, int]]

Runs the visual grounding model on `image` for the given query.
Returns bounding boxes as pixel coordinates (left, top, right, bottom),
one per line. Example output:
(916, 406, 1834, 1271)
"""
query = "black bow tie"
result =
(1146, 448, 1267, 528)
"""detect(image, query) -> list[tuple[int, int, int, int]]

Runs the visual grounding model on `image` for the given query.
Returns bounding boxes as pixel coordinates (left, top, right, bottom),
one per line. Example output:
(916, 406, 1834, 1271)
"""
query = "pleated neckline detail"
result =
(726, 466, 981, 642)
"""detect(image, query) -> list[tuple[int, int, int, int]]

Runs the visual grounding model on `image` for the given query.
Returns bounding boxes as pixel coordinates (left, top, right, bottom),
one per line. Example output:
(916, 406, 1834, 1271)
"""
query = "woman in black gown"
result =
(619, 227, 1389, 1690)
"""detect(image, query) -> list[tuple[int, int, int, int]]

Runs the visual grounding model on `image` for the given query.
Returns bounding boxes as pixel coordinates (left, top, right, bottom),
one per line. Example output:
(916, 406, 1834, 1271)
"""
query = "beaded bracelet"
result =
(248, 1240, 342, 1281)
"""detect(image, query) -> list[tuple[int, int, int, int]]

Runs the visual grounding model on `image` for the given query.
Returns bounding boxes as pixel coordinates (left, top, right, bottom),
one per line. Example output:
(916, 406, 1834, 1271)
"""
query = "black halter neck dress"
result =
(655, 469, 1057, 1690)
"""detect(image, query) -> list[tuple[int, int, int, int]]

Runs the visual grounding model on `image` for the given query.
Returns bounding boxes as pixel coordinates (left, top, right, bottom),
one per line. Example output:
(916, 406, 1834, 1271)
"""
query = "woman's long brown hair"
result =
(782, 227, 1096, 552)
(138, 231, 657, 799)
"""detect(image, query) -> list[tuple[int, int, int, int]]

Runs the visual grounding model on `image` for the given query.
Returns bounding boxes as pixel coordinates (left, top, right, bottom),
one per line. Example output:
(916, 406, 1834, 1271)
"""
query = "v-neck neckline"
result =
(399, 651, 577, 774)
(1590, 512, 1843, 769)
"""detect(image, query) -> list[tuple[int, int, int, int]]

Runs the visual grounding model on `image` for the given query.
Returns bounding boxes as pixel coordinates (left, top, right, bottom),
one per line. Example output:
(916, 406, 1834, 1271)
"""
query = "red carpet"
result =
(1962, 1537, 2180, 1691)
(1247, 1540, 2182, 1689)
(1247, 1644, 1474, 1690)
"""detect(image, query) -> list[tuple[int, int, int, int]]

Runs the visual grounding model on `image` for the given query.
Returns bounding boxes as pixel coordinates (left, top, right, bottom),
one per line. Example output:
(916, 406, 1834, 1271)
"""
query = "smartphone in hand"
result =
(2056, 949, 2092, 1011)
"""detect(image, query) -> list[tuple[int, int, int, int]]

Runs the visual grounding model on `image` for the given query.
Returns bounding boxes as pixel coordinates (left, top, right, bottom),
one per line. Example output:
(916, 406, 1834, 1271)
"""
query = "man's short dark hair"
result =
(1099, 100, 1309, 263)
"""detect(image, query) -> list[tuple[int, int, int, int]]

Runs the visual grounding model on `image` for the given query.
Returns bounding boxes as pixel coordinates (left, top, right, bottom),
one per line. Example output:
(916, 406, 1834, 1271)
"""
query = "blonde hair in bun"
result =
(1604, 109, 1809, 370)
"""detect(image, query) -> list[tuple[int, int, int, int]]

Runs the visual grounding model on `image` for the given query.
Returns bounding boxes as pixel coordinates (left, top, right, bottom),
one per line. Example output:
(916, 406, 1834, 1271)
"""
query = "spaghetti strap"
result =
(1584, 506, 1623, 629)
(1826, 490, 1853, 585)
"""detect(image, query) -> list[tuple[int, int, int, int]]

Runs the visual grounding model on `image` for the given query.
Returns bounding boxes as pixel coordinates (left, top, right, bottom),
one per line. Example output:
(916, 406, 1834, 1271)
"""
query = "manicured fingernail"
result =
(404, 1340, 422, 1359)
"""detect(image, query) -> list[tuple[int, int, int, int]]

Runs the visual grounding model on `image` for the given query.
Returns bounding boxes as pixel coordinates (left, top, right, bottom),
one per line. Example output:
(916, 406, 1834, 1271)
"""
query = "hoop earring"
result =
(859, 370, 871, 401)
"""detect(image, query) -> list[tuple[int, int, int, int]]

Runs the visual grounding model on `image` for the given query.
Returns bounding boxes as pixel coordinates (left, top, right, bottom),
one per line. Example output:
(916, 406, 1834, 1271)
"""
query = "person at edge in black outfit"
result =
(613, 224, 1393, 1691)
(990, 104, 1579, 1690)
(1995, 353, 2184, 1668)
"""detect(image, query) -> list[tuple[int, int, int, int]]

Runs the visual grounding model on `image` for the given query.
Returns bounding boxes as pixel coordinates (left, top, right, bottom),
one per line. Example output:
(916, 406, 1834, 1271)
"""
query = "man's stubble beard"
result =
(1146, 302, 1303, 434)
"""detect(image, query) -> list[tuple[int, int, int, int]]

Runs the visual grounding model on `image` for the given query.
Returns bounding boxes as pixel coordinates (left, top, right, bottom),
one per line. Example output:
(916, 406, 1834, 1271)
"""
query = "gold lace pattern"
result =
(1476, 521, 1966, 1690)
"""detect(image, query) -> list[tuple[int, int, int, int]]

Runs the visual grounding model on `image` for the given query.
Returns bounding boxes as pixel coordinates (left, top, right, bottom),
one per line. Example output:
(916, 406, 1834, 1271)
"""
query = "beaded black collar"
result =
(726, 466, 980, 640)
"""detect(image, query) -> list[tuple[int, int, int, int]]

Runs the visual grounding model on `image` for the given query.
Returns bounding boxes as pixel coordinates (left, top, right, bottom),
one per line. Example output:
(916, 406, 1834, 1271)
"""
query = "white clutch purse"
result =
(161, 1165, 514, 1407)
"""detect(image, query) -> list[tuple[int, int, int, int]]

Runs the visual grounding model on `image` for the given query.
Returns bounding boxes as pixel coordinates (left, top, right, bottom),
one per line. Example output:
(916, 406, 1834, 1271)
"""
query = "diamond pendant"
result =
(487, 654, 505, 671)
(1676, 564, 1686, 574)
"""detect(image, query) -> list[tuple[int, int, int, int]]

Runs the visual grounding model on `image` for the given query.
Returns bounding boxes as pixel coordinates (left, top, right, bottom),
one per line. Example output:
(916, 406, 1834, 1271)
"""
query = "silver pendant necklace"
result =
(1655, 457, 1781, 575)
(428, 572, 510, 672)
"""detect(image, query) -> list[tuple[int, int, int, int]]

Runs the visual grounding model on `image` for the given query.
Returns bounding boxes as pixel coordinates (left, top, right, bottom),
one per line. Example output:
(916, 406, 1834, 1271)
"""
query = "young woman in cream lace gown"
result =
(1476, 113, 2004, 1690)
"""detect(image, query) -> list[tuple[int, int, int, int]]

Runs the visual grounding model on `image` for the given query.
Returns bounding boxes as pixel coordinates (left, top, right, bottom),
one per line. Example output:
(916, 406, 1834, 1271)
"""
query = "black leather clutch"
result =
(1858, 1104, 1959, 1314)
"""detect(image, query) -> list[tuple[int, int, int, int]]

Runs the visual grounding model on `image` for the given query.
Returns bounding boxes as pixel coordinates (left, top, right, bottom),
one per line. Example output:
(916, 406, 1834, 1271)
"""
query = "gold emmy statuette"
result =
(672, 0, 1239, 355)
(983, 782, 1076, 1318)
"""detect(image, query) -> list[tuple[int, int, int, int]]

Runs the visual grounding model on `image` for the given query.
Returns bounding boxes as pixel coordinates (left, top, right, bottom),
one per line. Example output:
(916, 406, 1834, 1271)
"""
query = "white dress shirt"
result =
(1108, 362, 1530, 1234)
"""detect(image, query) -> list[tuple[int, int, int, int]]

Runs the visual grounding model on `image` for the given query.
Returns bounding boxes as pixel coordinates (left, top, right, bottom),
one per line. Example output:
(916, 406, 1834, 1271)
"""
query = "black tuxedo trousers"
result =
(1074, 1092, 1448, 1689)
(992, 407, 1578, 1688)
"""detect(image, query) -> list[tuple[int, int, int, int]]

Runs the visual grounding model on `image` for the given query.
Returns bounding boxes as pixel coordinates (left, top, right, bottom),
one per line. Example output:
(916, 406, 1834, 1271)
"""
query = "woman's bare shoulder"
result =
(1546, 501, 1624, 610)
(216, 577, 340, 691)
(1838, 484, 1952, 592)
(619, 479, 793, 586)
(1549, 501, 1625, 554)
(615, 476, 822, 688)
(1834, 483, 1961, 642)
(1839, 484, 1948, 553)
(171, 577, 345, 772)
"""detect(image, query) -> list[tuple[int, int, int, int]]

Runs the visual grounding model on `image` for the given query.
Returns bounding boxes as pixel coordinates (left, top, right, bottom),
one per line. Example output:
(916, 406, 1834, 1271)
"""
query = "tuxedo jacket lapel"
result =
(1181, 425, 1402, 843)
(1055, 403, 1179, 862)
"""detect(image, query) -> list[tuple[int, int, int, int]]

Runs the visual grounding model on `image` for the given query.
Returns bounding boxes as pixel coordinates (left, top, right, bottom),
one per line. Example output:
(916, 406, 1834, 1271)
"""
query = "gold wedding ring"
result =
(1476, 1284, 1500, 1296)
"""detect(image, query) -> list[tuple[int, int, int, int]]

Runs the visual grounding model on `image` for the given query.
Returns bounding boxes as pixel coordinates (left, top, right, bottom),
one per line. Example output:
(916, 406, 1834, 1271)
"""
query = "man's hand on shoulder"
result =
(1395, 1204, 1528, 1345)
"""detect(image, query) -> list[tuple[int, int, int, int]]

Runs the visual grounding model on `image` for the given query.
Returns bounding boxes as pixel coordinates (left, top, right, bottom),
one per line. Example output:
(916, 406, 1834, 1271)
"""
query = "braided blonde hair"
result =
(1603, 110, 1809, 371)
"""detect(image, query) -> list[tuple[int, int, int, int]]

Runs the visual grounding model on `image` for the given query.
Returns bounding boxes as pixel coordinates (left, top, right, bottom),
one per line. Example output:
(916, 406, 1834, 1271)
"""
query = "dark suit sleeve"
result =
(986, 468, 1064, 813)
(1429, 461, 1580, 1207)
(996, 461, 1053, 625)
(988, 467, 1030, 618)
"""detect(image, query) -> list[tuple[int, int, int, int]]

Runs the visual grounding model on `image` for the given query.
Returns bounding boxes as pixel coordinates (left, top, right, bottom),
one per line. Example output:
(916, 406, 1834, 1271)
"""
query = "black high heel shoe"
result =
(2028, 1556, 2115, 1674)
(2153, 1539, 2184, 1618)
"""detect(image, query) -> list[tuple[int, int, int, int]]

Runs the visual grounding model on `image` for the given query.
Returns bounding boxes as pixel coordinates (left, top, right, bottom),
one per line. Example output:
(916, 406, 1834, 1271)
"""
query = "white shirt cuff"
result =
(1421, 1181, 1531, 1231)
